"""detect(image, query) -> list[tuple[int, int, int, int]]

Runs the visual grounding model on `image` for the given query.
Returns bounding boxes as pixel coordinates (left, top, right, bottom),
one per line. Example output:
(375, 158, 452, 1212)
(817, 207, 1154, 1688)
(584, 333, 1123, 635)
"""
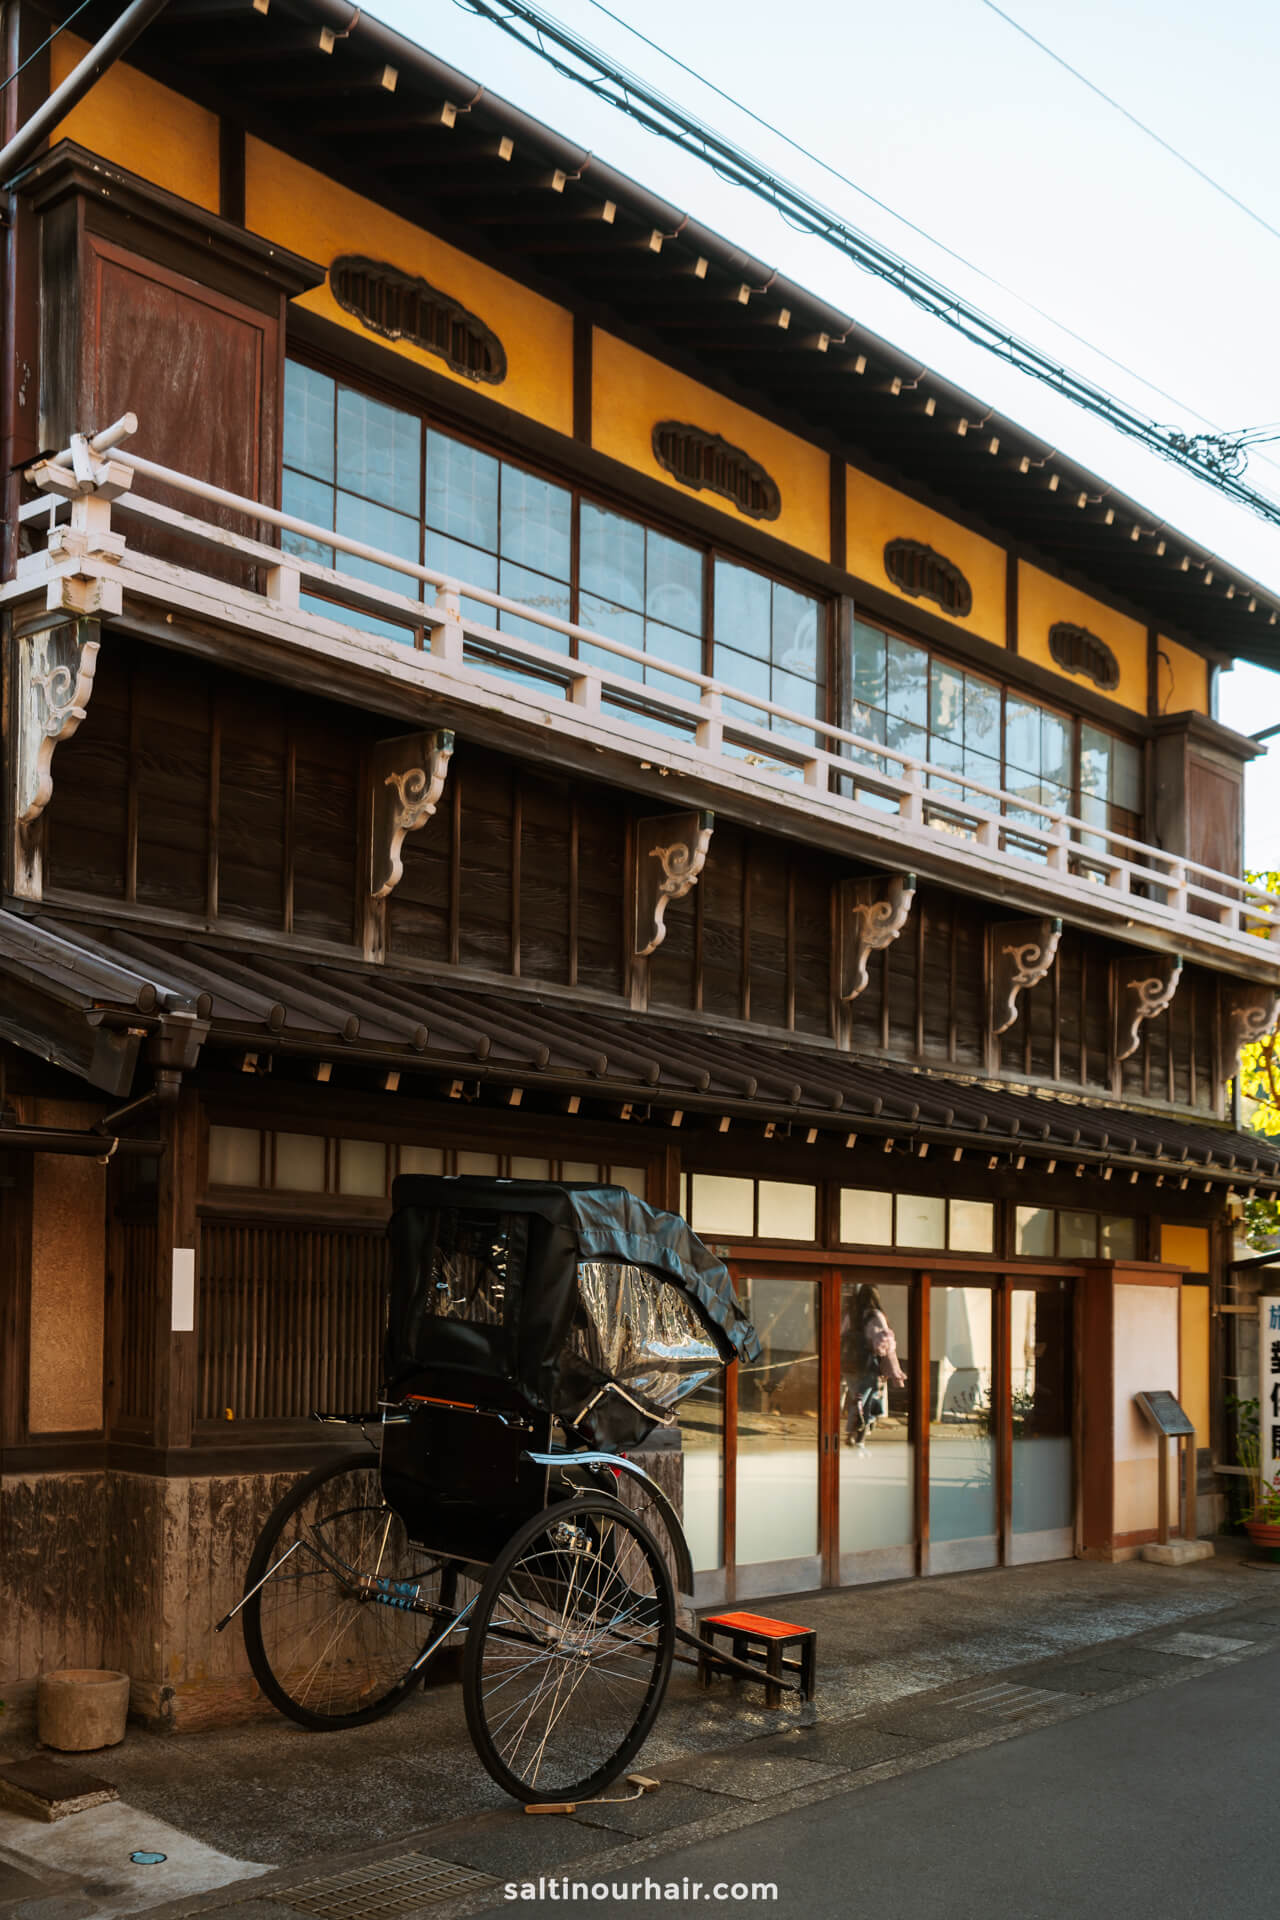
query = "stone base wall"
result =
(1, 1442, 686, 1739)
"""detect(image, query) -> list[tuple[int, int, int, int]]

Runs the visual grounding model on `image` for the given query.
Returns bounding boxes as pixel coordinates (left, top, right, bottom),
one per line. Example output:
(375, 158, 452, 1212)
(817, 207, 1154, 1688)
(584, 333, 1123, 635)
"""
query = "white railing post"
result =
(570, 668, 601, 715)
(431, 581, 464, 663)
(265, 562, 301, 609)
(1046, 815, 1070, 872)
(696, 685, 723, 756)
(898, 760, 924, 826)
(1167, 862, 1188, 916)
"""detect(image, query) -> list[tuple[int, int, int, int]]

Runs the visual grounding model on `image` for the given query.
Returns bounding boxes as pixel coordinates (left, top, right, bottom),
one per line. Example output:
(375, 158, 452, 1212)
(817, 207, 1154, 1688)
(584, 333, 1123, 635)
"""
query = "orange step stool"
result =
(697, 1610, 816, 1708)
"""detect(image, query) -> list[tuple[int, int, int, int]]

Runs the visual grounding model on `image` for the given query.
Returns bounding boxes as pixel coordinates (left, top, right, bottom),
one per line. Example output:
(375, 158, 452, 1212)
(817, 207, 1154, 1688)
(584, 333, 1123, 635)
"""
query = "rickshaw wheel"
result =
(243, 1451, 461, 1731)
(463, 1493, 674, 1804)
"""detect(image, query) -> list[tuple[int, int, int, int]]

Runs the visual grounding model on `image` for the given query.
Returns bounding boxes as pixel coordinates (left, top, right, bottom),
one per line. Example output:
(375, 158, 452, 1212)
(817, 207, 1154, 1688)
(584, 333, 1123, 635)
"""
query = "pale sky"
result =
(383, 0, 1280, 866)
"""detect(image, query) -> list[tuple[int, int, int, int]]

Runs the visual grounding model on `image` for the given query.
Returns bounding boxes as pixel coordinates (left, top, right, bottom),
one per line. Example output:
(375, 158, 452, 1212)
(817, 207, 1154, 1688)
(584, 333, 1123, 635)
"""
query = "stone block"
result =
(1140, 1539, 1215, 1566)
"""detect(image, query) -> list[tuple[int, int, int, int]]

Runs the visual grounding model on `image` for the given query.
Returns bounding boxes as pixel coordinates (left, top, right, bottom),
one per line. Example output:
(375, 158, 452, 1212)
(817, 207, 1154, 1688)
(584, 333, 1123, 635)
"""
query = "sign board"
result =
(1260, 1299, 1280, 1489)
(1134, 1390, 1195, 1438)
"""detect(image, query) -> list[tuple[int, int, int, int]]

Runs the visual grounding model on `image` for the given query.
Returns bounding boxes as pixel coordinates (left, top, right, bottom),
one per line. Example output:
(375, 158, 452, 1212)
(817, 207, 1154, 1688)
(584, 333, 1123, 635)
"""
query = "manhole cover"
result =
(271, 1852, 495, 1919)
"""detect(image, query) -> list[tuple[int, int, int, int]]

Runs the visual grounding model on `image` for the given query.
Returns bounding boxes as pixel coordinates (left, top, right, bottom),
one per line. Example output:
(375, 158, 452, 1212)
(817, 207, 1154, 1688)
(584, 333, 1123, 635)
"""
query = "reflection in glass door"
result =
(838, 1277, 914, 1583)
(928, 1282, 997, 1573)
(1010, 1283, 1074, 1562)
(733, 1272, 821, 1597)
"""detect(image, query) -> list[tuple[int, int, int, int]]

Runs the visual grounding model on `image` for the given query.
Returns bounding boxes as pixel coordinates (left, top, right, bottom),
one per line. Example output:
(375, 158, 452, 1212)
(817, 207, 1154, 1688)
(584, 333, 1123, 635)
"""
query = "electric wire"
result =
(978, 0, 1280, 250)
(456, 0, 1280, 534)
(578, 0, 1222, 435)
(0, 0, 96, 95)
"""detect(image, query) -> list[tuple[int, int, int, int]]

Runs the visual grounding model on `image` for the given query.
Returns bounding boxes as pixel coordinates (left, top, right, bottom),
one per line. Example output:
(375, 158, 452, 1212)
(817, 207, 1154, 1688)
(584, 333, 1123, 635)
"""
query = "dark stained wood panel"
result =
(134, 657, 211, 917)
(746, 842, 788, 1030)
(85, 239, 274, 576)
(791, 855, 831, 1038)
(519, 772, 573, 983)
(1187, 756, 1243, 907)
(575, 798, 626, 996)
(44, 640, 130, 899)
(696, 824, 745, 1019)
(293, 721, 360, 944)
(457, 750, 514, 973)
(218, 705, 287, 927)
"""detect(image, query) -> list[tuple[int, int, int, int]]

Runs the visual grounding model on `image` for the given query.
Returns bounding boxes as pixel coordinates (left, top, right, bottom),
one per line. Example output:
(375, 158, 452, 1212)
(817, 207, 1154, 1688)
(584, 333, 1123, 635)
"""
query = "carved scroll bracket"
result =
(9, 618, 101, 902)
(837, 873, 917, 1000)
(369, 730, 455, 898)
(634, 810, 714, 957)
(1222, 980, 1280, 1066)
(990, 916, 1062, 1035)
(1114, 954, 1183, 1061)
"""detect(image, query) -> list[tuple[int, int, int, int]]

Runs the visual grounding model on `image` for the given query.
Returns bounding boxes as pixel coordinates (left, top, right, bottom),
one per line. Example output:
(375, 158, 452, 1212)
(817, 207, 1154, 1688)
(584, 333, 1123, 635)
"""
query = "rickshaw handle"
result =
(523, 1449, 695, 1597)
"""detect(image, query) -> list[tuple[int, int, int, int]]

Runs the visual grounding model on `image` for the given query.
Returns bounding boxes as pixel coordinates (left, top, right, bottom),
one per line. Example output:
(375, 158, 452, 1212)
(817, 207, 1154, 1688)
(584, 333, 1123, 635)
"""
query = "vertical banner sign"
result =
(1261, 1298, 1280, 1492)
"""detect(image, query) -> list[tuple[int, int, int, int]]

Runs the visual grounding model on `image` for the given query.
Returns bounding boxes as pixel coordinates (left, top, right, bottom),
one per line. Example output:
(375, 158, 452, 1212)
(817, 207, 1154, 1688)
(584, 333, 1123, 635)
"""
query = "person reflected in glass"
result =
(843, 1282, 907, 1451)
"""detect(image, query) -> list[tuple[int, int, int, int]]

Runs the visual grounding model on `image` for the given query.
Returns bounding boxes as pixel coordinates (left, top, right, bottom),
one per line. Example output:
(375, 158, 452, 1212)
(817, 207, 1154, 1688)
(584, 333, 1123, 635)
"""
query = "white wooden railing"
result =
(12, 416, 1280, 959)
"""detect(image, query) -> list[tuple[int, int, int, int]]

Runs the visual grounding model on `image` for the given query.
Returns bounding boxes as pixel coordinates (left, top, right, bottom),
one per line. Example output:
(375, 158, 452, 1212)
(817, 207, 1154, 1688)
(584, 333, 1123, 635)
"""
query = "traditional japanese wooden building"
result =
(4, 0, 1280, 1734)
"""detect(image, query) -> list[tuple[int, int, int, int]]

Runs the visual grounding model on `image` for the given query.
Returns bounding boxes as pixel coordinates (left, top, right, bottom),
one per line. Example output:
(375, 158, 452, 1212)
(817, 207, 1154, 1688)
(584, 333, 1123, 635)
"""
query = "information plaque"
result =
(1134, 1390, 1195, 1438)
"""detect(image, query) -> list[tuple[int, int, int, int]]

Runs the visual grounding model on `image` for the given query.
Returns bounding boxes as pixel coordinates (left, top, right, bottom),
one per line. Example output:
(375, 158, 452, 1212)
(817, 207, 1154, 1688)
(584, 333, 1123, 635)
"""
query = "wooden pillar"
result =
(1077, 1263, 1116, 1557)
(0, 1144, 33, 1450)
(152, 1087, 201, 1453)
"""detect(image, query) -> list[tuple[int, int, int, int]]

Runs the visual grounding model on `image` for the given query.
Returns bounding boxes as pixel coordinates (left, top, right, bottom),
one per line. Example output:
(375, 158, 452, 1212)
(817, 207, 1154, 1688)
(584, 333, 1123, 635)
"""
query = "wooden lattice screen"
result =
(197, 1219, 388, 1423)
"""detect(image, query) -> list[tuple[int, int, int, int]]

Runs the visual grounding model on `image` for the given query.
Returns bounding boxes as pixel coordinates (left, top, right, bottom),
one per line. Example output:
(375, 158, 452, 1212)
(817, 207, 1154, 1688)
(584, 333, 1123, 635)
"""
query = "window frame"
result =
(845, 611, 1147, 843)
(281, 350, 835, 728)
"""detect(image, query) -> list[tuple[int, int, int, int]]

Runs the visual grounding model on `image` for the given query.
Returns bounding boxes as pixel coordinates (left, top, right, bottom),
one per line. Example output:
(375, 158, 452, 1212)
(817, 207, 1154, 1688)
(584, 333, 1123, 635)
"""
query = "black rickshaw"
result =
(221, 1177, 761, 1803)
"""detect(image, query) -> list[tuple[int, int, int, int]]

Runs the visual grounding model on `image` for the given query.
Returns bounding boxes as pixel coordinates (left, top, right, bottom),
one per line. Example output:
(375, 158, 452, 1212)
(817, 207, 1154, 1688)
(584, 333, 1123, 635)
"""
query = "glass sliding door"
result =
(1010, 1282, 1074, 1562)
(732, 1270, 822, 1597)
(679, 1372, 726, 1604)
(927, 1281, 997, 1572)
(838, 1276, 914, 1583)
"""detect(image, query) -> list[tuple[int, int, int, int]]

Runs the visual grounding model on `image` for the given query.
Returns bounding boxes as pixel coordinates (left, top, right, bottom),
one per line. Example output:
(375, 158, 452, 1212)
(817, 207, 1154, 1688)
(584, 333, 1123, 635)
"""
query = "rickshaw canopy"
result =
(385, 1176, 761, 1449)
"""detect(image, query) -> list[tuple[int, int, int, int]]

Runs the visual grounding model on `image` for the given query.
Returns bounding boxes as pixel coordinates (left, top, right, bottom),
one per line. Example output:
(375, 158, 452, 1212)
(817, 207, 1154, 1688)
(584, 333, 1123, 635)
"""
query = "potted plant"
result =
(1243, 1474, 1280, 1561)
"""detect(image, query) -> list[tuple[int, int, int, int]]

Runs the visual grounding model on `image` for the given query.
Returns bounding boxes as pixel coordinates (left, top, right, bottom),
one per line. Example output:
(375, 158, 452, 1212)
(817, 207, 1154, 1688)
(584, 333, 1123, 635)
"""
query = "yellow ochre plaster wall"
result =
(50, 36, 220, 214)
(1017, 562, 1148, 716)
(845, 467, 1006, 647)
(592, 330, 829, 557)
(1160, 1224, 1211, 1273)
(246, 142, 574, 438)
(1177, 1286, 1211, 1446)
(1155, 636, 1210, 716)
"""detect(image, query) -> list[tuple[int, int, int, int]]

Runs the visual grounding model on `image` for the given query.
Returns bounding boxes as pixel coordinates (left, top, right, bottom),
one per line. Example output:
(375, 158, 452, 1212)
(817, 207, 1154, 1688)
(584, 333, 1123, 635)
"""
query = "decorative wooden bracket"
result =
(1113, 954, 1183, 1061)
(633, 811, 714, 957)
(837, 873, 916, 1000)
(990, 917, 1062, 1035)
(1221, 980, 1280, 1064)
(369, 730, 454, 898)
(8, 619, 101, 902)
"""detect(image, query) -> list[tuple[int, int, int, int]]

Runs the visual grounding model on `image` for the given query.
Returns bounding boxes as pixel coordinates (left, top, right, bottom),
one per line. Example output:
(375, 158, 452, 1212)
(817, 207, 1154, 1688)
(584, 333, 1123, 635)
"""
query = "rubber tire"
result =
(242, 1450, 457, 1731)
(462, 1492, 674, 1803)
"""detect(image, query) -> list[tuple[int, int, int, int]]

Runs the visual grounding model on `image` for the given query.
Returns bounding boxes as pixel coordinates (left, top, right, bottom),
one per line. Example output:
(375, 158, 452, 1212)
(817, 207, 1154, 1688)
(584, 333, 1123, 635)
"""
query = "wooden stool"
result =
(697, 1610, 817, 1708)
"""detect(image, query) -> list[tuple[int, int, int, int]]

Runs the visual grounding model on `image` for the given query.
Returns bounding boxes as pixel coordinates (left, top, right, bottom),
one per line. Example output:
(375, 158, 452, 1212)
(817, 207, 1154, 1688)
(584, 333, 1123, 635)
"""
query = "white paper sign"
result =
(1260, 1297, 1280, 1490)
(172, 1247, 196, 1333)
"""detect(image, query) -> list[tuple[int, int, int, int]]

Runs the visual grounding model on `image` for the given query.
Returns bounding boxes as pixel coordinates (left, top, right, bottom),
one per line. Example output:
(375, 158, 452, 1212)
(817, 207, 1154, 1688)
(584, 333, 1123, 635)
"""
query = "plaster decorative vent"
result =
(1048, 621, 1121, 690)
(329, 256, 507, 384)
(651, 421, 781, 520)
(883, 539, 973, 617)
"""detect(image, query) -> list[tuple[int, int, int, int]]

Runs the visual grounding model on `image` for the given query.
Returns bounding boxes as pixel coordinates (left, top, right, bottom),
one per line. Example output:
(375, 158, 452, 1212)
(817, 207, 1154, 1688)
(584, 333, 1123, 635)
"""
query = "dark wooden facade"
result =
(3, 3, 1279, 1732)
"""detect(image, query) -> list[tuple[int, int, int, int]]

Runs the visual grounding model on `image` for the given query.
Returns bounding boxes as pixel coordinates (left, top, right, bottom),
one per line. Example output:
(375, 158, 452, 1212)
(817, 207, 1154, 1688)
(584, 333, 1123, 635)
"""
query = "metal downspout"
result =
(0, 0, 170, 185)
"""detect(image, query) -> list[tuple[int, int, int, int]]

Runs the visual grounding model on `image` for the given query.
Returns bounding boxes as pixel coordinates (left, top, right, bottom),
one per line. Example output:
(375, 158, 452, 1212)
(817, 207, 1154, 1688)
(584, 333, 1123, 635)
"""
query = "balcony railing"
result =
(12, 417, 1280, 965)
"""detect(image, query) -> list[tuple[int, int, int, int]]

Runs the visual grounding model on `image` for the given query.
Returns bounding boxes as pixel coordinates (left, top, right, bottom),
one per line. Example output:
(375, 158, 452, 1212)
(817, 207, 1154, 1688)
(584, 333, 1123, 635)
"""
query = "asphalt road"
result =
(478, 1645, 1277, 1920)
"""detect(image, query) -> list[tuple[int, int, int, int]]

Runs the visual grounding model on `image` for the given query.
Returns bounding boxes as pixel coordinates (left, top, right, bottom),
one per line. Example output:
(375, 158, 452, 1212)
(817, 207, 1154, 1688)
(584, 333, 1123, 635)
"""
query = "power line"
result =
(457, 0, 1280, 532)
(978, 0, 1280, 249)
(578, 0, 1233, 440)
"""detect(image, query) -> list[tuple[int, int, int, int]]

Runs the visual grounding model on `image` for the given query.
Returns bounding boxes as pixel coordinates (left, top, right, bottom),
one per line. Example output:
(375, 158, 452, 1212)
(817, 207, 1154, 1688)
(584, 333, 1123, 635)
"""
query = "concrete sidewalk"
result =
(2, 1543, 1276, 1918)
